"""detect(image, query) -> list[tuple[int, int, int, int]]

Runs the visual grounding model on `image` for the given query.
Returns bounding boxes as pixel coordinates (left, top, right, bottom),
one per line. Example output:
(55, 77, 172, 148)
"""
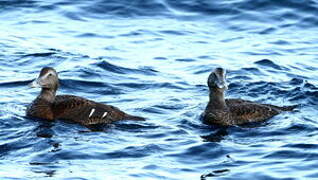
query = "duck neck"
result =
(38, 88, 56, 103)
(208, 89, 227, 109)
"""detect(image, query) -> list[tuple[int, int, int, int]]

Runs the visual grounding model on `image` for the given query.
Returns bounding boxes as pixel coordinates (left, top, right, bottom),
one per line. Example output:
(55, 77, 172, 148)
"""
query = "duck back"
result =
(52, 95, 145, 125)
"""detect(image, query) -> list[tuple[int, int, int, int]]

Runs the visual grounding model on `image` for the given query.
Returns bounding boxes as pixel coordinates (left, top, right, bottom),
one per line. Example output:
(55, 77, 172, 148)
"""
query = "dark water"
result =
(0, 0, 317, 179)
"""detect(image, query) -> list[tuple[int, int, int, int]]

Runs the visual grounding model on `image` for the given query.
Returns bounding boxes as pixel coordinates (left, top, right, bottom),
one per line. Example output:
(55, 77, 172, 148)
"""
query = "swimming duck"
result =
(203, 67, 297, 126)
(27, 67, 145, 126)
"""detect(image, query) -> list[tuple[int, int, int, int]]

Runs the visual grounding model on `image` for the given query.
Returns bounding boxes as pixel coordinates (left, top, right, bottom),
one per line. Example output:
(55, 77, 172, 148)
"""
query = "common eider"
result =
(203, 67, 297, 126)
(27, 67, 145, 126)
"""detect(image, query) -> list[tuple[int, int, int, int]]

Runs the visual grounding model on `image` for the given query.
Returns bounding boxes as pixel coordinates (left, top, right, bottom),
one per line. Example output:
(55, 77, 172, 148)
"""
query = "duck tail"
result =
(279, 104, 299, 111)
(124, 114, 146, 121)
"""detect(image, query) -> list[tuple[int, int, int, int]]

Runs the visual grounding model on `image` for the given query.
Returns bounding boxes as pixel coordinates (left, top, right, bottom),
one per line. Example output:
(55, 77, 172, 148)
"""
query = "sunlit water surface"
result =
(0, 0, 317, 179)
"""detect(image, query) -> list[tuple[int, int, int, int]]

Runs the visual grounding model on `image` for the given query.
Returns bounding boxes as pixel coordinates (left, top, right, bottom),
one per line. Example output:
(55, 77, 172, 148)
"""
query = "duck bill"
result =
(216, 79, 228, 90)
(213, 68, 227, 90)
(28, 78, 42, 88)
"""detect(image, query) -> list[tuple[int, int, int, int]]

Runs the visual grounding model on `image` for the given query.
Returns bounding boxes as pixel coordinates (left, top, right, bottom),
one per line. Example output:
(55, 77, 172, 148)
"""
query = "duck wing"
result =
(228, 103, 280, 125)
(52, 95, 142, 125)
(226, 99, 254, 106)
(227, 99, 298, 111)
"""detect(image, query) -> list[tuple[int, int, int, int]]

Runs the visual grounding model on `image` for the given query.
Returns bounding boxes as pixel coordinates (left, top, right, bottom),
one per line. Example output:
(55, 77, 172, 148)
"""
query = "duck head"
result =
(29, 67, 59, 91)
(207, 67, 228, 91)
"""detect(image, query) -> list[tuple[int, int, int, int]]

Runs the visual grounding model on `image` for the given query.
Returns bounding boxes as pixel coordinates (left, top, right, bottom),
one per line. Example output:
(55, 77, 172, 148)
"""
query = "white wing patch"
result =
(102, 112, 108, 118)
(89, 108, 95, 118)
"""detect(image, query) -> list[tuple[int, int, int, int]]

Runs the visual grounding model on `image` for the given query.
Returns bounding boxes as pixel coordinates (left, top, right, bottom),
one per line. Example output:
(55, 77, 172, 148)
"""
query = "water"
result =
(0, 0, 317, 179)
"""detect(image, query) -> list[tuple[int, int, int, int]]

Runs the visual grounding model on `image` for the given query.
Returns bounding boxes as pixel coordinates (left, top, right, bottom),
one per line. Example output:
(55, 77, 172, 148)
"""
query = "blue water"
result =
(0, 0, 318, 179)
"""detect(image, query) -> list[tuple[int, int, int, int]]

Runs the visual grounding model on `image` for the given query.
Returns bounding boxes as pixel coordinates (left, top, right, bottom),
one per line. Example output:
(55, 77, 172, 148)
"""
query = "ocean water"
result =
(0, 0, 317, 179)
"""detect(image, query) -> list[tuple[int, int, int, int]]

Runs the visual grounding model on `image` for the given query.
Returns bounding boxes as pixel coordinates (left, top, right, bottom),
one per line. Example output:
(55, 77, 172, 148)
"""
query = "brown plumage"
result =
(203, 67, 297, 126)
(27, 67, 145, 126)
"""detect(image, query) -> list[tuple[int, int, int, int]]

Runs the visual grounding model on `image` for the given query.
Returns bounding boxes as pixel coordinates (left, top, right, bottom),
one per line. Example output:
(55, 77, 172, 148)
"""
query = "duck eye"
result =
(48, 73, 53, 77)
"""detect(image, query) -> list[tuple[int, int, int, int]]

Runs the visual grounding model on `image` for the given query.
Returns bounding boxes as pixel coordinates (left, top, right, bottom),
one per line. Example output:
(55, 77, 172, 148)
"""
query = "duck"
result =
(26, 67, 145, 126)
(203, 67, 297, 126)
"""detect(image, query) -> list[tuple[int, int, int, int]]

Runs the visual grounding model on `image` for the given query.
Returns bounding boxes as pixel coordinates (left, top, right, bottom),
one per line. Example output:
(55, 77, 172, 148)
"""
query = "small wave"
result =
(75, 33, 113, 39)
(79, 0, 171, 18)
(258, 27, 276, 35)
(263, 149, 311, 159)
(60, 79, 123, 95)
(0, 80, 30, 88)
(201, 169, 230, 179)
(168, 143, 229, 164)
(103, 144, 163, 159)
(0, 0, 38, 9)
(289, 78, 304, 85)
(22, 52, 56, 57)
(254, 59, 283, 70)
(96, 60, 157, 75)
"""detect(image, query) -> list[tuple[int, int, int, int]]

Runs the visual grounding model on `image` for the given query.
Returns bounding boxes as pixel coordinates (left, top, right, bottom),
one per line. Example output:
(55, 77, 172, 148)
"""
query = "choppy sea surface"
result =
(0, 0, 317, 179)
